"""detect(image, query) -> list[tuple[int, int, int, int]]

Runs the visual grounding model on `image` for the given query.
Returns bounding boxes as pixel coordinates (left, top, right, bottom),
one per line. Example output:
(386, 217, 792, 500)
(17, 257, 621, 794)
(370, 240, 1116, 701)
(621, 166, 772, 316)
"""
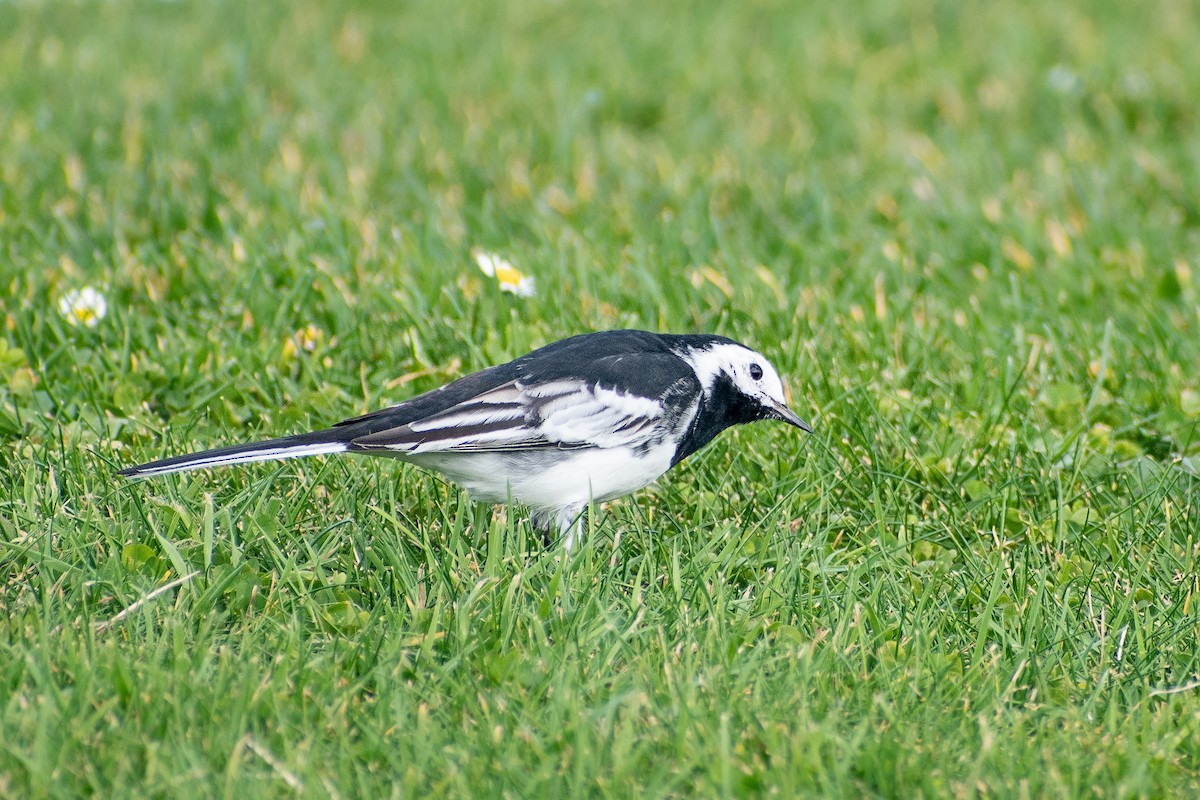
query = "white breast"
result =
(399, 443, 677, 511)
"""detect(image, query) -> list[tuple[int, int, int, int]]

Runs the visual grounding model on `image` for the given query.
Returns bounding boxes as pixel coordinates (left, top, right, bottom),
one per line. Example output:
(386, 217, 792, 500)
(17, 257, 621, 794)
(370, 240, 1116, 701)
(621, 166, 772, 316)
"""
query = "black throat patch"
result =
(671, 373, 764, 466)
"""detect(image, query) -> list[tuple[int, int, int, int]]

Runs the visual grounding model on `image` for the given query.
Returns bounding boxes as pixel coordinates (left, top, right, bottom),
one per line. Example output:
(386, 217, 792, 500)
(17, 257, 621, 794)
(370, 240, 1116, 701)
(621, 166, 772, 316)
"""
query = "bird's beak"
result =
(769, 400, 813, 433)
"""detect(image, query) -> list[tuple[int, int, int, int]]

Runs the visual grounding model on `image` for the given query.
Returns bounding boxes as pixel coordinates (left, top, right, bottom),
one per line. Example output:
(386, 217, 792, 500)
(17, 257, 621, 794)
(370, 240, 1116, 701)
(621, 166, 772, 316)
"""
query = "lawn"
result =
(2, 0, 1199, 796)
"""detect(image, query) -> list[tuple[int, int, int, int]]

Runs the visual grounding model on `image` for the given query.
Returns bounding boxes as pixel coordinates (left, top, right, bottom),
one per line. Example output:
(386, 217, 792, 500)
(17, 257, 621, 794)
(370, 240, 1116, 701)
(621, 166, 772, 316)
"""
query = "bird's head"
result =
(674, 337, 813, 433)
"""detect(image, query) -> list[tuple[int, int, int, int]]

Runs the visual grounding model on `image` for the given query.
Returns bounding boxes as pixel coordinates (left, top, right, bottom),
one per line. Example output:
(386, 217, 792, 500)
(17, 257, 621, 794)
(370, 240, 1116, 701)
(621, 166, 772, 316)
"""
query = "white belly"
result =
(399, 444, 676, 511)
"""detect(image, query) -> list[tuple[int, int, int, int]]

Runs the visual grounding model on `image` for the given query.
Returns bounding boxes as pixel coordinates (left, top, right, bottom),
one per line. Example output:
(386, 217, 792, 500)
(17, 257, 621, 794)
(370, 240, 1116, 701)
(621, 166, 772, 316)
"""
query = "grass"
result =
(2, 0, 1199, 795)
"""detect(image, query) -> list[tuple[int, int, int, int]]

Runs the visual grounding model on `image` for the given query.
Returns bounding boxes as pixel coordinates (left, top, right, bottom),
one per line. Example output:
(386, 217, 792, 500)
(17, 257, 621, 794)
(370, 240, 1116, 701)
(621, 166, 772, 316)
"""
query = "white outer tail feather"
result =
(124, 441, 349, 478)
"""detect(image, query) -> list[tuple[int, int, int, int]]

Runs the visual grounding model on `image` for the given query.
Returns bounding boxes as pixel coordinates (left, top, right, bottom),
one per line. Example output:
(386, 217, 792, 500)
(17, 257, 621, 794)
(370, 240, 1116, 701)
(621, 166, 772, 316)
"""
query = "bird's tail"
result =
(117, 428, 350, 478)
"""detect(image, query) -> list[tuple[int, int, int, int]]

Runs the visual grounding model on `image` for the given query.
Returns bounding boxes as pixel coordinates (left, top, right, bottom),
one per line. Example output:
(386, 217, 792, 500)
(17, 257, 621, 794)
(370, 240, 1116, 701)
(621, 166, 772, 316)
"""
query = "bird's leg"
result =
(558, 505, 586, 552)
(530, 508, 556, 548)
(529, 505, 586, 550)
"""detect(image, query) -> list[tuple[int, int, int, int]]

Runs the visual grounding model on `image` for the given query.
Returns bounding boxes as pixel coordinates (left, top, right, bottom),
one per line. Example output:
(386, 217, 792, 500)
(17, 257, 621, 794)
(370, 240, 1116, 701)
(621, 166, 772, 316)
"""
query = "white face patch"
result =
(676, 342, 790, 410)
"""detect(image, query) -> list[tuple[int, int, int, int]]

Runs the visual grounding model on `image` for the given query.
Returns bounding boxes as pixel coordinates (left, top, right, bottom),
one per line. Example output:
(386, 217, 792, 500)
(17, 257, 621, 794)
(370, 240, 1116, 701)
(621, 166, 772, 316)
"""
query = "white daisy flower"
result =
(472, 248, 536, 298)
(57, 286, 108, 328)
(282, 324, 325, 360)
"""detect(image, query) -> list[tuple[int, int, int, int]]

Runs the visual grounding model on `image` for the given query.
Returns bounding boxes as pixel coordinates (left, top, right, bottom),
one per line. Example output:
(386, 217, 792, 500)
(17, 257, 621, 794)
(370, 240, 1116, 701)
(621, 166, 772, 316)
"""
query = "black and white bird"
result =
(119, 330, 811, 548)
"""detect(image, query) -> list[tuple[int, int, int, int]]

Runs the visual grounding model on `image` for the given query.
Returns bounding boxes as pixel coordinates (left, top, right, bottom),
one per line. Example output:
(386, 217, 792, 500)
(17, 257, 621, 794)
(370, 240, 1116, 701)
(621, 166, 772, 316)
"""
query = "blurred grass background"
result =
(2, 0, 1199, 796)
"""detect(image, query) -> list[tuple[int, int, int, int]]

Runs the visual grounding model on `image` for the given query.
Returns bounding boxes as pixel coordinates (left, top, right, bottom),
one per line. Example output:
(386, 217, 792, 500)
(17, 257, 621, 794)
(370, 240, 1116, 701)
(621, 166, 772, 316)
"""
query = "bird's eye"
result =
(749, 363, 763, 380)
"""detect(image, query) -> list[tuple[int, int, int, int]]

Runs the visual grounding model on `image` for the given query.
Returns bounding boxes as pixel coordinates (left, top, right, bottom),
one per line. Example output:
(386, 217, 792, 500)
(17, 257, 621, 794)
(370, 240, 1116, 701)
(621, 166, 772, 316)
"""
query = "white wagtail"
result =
(119, 330, 811, 547)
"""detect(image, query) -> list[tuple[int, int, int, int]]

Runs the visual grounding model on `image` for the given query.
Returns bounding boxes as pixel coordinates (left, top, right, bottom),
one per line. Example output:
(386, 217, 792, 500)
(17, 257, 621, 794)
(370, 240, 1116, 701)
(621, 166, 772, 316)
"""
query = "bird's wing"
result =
(348, 366, 699, 455)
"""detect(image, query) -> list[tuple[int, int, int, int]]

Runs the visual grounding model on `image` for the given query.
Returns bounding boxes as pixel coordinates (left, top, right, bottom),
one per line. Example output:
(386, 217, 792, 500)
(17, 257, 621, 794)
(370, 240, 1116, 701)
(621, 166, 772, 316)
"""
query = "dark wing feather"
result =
(348, 352, 700, 454)
(327, 330, 670, 436)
